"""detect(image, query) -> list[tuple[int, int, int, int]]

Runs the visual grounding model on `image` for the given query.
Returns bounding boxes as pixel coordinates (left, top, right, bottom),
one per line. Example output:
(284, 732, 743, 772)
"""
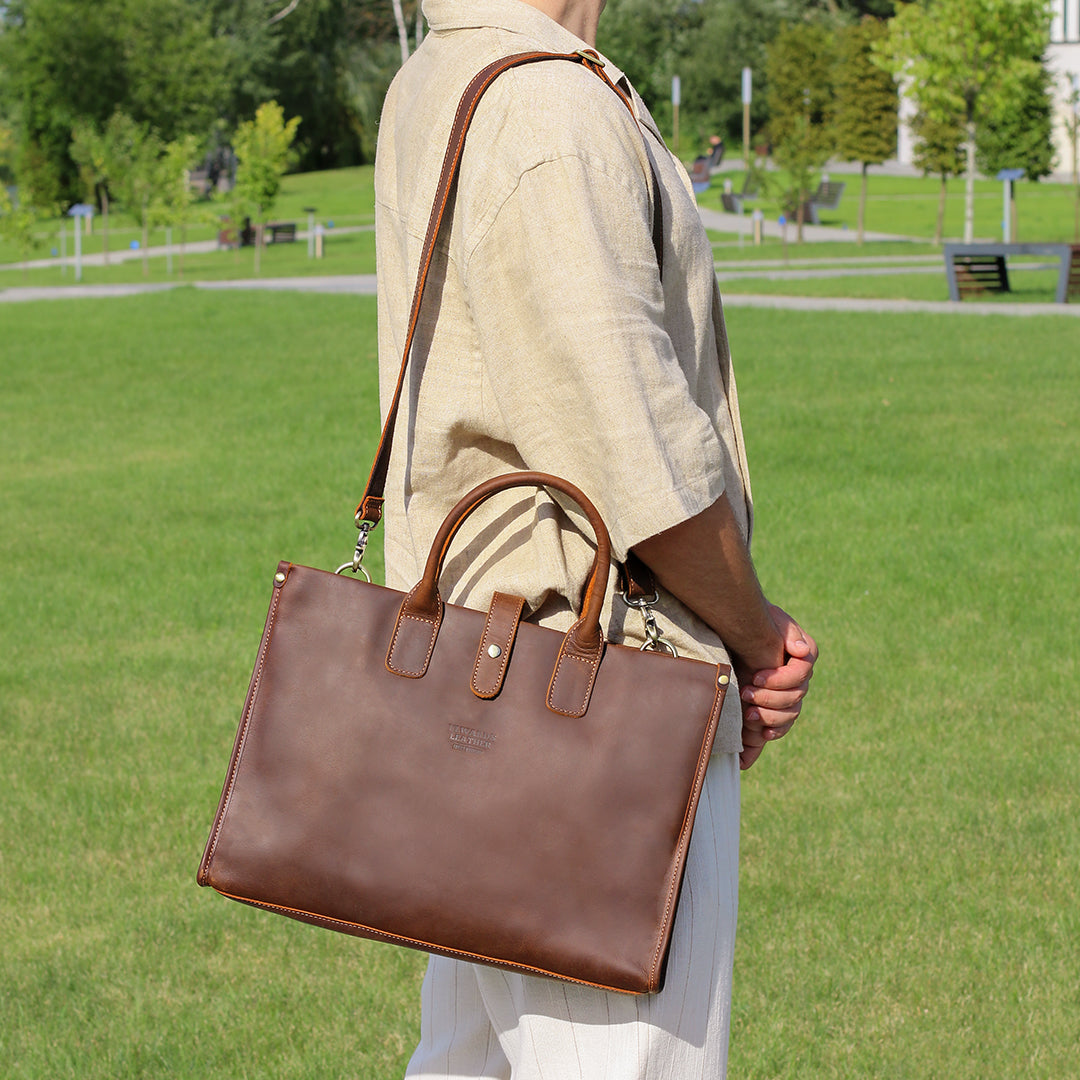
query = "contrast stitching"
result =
(213, 888, 648, 994)
(201, 576, 284, 874)
(546, 639, 602, 717)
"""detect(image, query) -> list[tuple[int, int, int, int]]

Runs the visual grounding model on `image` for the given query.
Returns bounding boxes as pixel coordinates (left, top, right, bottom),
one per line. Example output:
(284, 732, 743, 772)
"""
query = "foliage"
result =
(0, 0, 230, 199)
(0, 181, 41, 266)
(976, 60, 1056, 181)
(231, 100, 301, 272)
(833, 17, 898, 242)
(765, 21, 836, 237)
(151, 135, 202, 232)
(881, 0, 1051, 241)
(104, 110, 164, 276)
(833, 18, 896, 167)
(232, 101, 301, 221)
(909, 108, 966, 244)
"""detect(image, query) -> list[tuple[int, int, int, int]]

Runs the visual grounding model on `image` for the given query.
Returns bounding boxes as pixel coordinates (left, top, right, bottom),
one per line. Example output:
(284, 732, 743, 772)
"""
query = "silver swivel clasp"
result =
(335, 520, 373, 582)
(621, 590, 678, 657)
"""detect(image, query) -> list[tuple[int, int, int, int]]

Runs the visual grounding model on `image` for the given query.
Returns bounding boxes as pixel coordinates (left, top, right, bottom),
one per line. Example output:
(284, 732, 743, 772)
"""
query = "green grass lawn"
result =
(0, 165, 378, 281)
(697, 168, 1080, 244)
(2, 291, 1078, 1078)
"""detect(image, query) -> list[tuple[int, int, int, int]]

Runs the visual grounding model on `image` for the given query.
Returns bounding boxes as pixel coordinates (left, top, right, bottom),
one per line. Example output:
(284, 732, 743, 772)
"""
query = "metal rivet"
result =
(487, 645, 502, 659)
(274, 572, 287, 584)
(718, 674, 730, 686)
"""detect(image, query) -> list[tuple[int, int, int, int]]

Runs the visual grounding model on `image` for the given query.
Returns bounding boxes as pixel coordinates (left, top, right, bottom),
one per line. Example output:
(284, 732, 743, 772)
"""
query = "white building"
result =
(1049, 0, 1080, 179)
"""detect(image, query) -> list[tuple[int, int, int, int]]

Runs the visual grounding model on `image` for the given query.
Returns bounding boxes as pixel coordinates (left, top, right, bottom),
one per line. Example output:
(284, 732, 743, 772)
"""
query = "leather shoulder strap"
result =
(356, 50, 663, 528)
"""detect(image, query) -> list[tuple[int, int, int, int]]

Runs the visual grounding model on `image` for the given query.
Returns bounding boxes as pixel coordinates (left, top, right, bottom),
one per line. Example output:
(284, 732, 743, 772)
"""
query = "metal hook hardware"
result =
(620, 592, 677, 657)
(335, 522, 373, 582)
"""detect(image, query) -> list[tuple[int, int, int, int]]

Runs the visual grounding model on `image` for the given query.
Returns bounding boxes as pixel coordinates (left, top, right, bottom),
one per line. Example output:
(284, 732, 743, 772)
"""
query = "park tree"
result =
(832, 18, 897, 244)
(231, 100, 301, 274)
(765, 21, 836, 240)
(0, 182, 42, 276)
(882, 0, 1050, 243)
(105, 111, 163, 278)
(70, 120, 113, 264)
(910, 108, 966, 244)
(151, 134, 202, 277)
(975, 60, 1055, 182)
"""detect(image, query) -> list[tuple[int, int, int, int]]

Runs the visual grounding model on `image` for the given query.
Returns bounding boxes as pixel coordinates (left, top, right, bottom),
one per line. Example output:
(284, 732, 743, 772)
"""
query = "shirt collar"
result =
(421, 0, 630, 87)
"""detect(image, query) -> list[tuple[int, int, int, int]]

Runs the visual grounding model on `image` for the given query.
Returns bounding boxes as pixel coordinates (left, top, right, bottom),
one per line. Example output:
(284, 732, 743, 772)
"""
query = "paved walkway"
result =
(4, 273, 1076, 317)
(2, 207, 1076, 316)
(5, 224, 373, 273)
(697, 206, 917, 243)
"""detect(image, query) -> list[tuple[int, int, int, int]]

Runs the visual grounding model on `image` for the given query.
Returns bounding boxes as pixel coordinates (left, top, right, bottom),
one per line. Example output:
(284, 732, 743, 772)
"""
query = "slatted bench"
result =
(806, 181, 845, 225)
(944, 243, 1077, 304)
(266, 222, 297, 244)
(954, 254, 1010, 297)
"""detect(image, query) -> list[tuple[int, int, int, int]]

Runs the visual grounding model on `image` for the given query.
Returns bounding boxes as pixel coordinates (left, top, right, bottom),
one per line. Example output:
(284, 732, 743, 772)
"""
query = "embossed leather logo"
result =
(448, 724, 496, 754)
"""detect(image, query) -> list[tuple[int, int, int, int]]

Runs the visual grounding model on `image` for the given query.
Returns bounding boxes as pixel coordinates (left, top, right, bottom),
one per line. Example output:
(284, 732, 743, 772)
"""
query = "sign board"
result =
(672, 75, 681, 107)
(741, 68, 752, 106)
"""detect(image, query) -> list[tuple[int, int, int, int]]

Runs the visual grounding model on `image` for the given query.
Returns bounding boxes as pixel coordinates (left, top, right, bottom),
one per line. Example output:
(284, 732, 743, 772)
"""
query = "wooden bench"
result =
(266, 222, 297, 244)
(806, 181, 845, 225)
(954, 254, 1010, 297)
(945, 243, 1077, 303)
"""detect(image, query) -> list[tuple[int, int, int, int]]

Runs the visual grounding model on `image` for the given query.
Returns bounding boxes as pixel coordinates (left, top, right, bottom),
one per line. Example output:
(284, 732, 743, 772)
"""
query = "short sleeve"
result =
(463, 152, 727, 561)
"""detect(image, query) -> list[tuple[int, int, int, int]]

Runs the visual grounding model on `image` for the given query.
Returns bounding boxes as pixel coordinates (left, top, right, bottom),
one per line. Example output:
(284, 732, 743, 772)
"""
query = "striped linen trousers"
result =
(403, 753, 741, 1080)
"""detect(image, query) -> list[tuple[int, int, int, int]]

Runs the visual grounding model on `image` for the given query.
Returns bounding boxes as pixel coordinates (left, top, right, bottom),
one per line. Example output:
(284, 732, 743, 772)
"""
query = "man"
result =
(374, 1, 818, 1076)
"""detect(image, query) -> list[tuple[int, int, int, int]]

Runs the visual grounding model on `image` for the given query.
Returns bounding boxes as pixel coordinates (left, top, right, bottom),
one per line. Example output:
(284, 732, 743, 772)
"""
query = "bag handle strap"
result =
(354, 49, 661, 534)
(386, 471, 611, 717)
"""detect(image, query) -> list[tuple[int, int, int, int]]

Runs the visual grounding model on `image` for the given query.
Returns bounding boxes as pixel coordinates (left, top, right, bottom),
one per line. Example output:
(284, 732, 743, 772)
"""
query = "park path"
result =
(696, 206, 918, 243)
(3, 274, 1077, 317)
(2, 211, 1077, 316)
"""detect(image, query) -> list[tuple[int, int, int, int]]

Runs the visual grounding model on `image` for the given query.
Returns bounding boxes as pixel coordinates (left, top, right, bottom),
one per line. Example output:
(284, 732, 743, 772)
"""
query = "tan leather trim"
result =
(546, 623, 604, 717)
(213, 887, 653, 994)
(471, 591, 525, 699)
(386, 584, 444, 678)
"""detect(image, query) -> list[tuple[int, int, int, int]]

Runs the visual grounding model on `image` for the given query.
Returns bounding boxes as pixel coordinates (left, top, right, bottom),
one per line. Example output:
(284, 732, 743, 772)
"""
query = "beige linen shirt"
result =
(374, 0, 753, 751)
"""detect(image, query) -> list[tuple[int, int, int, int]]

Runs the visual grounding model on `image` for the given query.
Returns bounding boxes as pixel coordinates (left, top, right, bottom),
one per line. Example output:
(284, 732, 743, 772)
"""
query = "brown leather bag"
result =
(197, 52, 729, 996)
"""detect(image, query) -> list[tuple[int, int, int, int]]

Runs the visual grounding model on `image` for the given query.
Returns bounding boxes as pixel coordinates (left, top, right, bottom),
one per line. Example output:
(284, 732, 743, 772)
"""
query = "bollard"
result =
(752, 208, 763, 246)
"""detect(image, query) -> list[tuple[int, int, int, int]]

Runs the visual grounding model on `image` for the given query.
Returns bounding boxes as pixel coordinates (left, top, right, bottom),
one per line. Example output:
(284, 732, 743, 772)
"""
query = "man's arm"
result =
(632, 494, 817, 769)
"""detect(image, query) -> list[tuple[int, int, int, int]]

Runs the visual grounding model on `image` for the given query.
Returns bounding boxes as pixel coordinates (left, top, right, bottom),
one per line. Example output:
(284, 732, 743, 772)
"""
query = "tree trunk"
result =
(101, 189, 110, 266)
(963, 119, 976, 244)
(935, 174, 947, 246)
(415, 3, 424, 47)
(254, 221, 263, 275)
(857, 162, 868, 246)
(141, 202, 150, 278)
(391, 0, 409, 66)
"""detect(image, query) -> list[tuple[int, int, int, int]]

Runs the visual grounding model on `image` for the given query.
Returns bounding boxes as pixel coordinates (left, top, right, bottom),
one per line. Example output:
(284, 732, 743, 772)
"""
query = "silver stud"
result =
(487, 644, 502, 659)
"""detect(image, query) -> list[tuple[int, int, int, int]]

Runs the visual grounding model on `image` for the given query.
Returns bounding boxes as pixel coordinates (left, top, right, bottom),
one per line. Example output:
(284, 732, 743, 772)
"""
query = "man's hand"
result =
(738, 604, 818, 770)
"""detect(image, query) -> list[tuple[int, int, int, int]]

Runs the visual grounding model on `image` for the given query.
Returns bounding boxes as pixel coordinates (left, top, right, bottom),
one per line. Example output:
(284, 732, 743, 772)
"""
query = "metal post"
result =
(671, 76, 681, 158)
(304, 207, 317, 258)
(741, 68, 752, 169)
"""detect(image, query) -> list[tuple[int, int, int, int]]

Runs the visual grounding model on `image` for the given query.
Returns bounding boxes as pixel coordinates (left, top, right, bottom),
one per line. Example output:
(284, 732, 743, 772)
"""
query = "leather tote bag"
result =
(197, 52, 729, 996)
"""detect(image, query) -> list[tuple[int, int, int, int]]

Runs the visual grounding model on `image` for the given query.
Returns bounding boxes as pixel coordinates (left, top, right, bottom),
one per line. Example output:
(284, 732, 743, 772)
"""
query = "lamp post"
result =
(671, 76, 681, 158)
(997, 168, 1024, 244)
(742, 68, 752, 169)
(303, 206, 317, 258)
(68, 204, 94, 282)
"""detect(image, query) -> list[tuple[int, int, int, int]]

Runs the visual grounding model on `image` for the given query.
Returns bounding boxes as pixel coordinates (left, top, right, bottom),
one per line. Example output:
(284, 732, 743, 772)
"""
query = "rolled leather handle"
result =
(408, 472, 611, 652)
